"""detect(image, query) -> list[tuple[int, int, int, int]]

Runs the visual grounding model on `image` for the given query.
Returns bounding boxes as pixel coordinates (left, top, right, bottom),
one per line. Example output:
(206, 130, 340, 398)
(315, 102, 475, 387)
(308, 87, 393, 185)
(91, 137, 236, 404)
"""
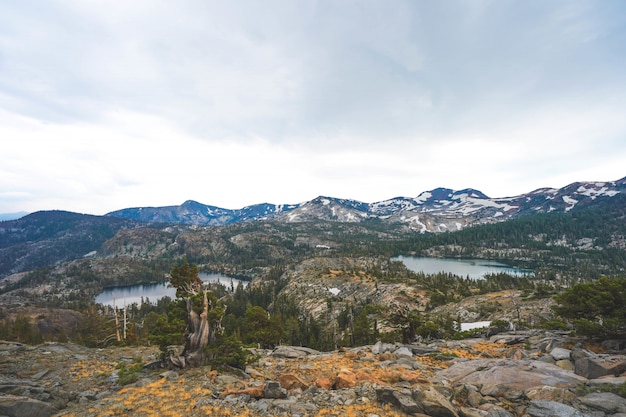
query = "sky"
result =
(1, 0, 626, 215)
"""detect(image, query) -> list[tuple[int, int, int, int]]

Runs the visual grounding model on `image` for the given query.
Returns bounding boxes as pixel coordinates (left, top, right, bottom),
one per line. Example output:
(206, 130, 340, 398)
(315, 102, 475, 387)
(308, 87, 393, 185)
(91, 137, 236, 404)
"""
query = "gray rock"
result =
(602, 339, 626, 352)
(458, 406, 489, 417)
(578, 392, 626, 414)
(376, 387, 421, 415)
(587, 375, 626, 386)
(370, 341, 384, 355)
(570, 347, 594, 362)
(437, 359, 587, 398)
(394, 347, 413, 357)
(77, 390, 97, 401)
(526, 400, 584, 417)
(408, 345, 440, 356)
(395, 356, 417, 369)
(215, 375, 239, 386)
(0, 394, 56, 417)
(271, 346, 307, 359)
(488, 335, 525, 345)
(264, 381, 287, 399)
(486, 408, 513, 417)
(95, 391, 110, 400)
(550, 347, 571, 361)
(245, 367, 266, 380)
(574, 354, 626, 379)
(159, 370, 179, 380)
(376, 385, 459, 417)
(371, 342, 396, 355)
(251, 399, 271, 413)
(30, 371, 49, 381)
(555, 360, 574, 371)
(414, 386, 459, 417)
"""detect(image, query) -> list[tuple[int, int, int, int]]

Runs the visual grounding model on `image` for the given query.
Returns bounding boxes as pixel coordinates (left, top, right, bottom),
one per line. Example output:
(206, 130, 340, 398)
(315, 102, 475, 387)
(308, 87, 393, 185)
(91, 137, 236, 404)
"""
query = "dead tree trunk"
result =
(170, 291, 219, 368)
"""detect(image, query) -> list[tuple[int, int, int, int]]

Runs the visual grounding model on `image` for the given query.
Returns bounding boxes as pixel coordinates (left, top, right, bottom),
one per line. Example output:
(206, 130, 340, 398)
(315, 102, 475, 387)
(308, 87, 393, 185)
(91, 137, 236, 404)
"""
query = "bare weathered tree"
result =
(168, 258, 225, 368)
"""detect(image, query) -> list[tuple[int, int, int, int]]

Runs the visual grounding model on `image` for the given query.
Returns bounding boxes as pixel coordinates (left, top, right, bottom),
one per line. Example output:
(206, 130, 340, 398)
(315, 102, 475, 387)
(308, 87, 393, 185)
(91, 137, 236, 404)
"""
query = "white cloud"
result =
(0, 1, 625, 214)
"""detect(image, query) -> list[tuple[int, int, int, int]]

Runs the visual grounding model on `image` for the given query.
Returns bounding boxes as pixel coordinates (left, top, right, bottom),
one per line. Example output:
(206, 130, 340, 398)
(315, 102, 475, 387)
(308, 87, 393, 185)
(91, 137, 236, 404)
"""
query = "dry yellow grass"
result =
(440, 341, 514, 360)
(69, 359, 117, 382)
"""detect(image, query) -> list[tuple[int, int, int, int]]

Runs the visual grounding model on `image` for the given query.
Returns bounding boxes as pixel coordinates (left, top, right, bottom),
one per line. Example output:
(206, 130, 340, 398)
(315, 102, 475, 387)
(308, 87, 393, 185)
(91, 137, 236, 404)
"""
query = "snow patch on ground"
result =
(461, 321, 491, 331)
(328, 288, 340, 296)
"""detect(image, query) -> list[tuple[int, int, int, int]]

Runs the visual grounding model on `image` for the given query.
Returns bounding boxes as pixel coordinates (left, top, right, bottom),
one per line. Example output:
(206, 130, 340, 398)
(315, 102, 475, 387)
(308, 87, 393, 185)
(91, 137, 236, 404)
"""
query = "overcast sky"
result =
(1, 0, 625, 215)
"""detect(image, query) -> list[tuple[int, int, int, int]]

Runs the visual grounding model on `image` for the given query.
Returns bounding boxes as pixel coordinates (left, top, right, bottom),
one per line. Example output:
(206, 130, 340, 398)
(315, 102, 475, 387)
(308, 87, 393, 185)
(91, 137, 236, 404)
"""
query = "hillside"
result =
(0, 211, 143, 279)
(1, 180, 625, 417)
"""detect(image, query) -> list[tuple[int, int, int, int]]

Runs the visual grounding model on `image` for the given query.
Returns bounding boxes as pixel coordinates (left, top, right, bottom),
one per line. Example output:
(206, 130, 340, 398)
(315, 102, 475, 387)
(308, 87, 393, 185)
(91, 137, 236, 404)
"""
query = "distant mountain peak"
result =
(105, 176, 625, 233)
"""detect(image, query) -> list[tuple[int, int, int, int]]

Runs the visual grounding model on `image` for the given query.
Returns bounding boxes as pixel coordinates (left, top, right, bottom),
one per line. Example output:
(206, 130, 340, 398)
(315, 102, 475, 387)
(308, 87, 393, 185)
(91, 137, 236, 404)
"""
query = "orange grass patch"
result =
(69, 359, 117, 382)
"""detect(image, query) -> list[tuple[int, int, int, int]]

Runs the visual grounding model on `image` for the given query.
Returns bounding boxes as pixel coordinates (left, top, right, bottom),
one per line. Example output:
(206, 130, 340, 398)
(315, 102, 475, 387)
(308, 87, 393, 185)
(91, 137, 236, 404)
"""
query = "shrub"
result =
(116, 358, 144, 386)
(205, 333, 250, 370)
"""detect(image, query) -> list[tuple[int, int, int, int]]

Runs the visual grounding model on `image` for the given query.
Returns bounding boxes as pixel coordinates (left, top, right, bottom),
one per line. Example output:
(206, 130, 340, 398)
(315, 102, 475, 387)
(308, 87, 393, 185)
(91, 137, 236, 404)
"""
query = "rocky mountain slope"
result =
(106, 200, 300, 226)
(0, 211, 142, 279)
(106, 177, 626, 233)
(3, 330, 626, 417)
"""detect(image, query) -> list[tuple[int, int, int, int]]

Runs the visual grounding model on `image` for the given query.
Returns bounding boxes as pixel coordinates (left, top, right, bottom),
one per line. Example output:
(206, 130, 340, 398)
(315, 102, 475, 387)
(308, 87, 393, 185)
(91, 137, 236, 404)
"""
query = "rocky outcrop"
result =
(376, 384, 460, 417)
(0, 395, 57, 417)
(4, 332, 626, 417)
(437, 358, 588, 399)
(571, 349, 626, 379)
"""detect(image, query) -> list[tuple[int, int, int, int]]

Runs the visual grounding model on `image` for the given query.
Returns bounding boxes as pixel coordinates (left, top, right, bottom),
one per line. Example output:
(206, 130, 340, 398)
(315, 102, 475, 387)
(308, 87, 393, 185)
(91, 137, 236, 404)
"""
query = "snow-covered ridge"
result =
(107, 176, 625, 232)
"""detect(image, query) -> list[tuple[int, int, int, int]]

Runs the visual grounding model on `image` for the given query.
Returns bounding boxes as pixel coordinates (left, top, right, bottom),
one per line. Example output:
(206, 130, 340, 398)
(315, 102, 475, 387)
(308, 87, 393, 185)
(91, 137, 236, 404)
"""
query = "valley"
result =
(0, 177, 625, 416)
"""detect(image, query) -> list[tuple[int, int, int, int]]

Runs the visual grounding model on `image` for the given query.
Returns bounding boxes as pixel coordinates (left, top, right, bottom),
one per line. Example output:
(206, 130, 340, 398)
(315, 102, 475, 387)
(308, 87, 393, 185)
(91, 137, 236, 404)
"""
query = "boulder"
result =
(437, 359, 587, 399)
(263, 381, 287, 399)
(270, 346, 308, 359)
(524, 386, 577, 403)
(526, 399, 583, 417)
(334, 369, 357, 389)
(455, 384, 483, 408)
(550, 347, 571, 361)
(408, 345, 440, 356)
(278, 373, 309, 391)
(578, 392, 626, 414)
(375, 387, 422, 415)
(314, 377, 333, 390)
(0, 394, 57, 417)
(602, 339, 626, 352)
(376, 385, 459, 417)
(371, 341, 396, 355)
(554, 360, 574, 372)
(458, 406, 489, 417)
(414, 385, 459, 417)
(394, 347, 413, 357)
(220, 385, 265, 399)
(587, 375, 626, 386)
(574, 354, 626, 379)
(244, 367, 266, 380)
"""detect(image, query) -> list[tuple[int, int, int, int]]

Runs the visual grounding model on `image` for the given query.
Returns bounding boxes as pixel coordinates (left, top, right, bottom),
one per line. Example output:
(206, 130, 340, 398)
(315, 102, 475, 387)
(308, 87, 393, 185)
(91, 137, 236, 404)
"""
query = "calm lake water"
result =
(394, 256, 533, 279)
(95, 273, 248, 307)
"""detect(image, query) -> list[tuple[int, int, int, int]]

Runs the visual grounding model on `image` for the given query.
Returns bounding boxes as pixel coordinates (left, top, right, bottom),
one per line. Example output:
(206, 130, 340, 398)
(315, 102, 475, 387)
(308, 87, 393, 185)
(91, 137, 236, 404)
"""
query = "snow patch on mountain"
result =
(562, 196, 578, 211)
(107, 176, 625, 233)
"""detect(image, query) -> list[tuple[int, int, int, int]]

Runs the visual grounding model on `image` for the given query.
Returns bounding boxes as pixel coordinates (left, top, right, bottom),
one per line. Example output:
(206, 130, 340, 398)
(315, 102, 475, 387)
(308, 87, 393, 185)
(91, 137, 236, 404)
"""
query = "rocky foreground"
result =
(2, 331, 626, 417)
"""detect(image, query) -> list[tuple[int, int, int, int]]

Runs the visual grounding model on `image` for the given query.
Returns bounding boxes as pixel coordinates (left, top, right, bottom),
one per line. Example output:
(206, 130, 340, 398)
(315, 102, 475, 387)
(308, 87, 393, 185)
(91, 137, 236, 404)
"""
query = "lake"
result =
(95, 273, 248, 308)
(394, 256, 533, 279)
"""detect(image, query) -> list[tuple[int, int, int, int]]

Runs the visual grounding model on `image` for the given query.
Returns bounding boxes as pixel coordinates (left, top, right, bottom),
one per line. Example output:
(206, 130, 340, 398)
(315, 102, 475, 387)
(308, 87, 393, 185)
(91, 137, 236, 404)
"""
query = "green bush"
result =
(554, 277, 626, 338)
(205, 333, 250, 370)
(116, 358, 144, 385)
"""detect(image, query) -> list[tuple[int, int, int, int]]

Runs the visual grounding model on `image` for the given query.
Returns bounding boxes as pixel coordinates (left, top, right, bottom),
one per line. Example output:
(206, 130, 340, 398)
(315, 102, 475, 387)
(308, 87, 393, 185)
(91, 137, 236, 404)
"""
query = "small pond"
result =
(394, 256, 533, 279)
(95, 273, 248, 308)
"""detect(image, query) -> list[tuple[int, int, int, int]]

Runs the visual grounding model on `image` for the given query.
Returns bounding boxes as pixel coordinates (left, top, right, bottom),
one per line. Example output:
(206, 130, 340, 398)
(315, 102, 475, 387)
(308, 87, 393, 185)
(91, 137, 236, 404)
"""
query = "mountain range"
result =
(106, 176, 626, 233)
